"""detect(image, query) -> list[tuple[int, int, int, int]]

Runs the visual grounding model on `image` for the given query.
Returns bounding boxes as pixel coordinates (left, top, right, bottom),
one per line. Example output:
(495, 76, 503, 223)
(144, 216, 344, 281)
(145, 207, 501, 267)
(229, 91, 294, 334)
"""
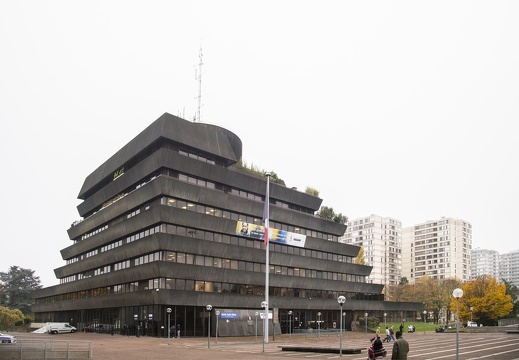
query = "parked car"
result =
(467, 321, 478, 327)
(47, 322, 77, 334)
(0, 332, 16, 344)
(435, 326, 445, 333)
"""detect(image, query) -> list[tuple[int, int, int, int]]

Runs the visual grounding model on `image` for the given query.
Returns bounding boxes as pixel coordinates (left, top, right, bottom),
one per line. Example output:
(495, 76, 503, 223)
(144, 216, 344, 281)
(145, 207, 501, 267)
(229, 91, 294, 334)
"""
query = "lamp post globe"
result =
(288, 311, 293, 339)
(254, 311, 259, 342)
(166, 308, 172, 345)
(423, 310, 427, 334)
(452, 288, 463, 360)
(337, 296, 346, 357)
(215, 310, 220, 344)
(365, 313, 368, 334)
(261, 301, 268, 352)
(206, 305, 212, 348)
(317, 312, 321, 338)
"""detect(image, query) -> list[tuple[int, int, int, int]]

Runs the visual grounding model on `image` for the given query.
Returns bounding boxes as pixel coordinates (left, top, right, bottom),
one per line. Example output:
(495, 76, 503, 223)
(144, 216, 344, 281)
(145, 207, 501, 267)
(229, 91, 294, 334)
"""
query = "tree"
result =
(354, 247, 366, 265)
(316, 206, 348, 224)
(0, 306, 24, 327)
(305, 186, 319, 196)
(502, 279, 519, 318)
(0, 266, 42, 313)
(451, 275, 513, 325)
(384, 278, 410, 302)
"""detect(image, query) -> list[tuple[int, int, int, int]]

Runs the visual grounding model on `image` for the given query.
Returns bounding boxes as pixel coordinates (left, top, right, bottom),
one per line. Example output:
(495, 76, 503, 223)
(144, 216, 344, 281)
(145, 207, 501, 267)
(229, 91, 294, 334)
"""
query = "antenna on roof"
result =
(194, 43, 203, 122)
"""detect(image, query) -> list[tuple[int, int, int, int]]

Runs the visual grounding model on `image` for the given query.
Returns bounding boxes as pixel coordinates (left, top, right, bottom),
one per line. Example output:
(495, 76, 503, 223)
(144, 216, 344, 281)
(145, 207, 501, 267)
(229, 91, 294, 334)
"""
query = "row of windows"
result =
(161, 196, 337, 241)
(101, 240, 123, 253)
(41, 278, 383, 304)
(179, 149, 216, 165)
(80, 224, 109, 241)
(70, 249, 365, 284)
(64, 220, 353, 284)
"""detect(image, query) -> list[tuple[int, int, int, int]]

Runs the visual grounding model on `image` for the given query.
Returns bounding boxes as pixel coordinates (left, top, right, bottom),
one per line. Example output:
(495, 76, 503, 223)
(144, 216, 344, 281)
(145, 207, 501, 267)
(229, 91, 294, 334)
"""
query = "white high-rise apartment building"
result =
(340, 214, 402, 286)
(499, 250, 519, 287)
(471, 248, 499, 280)
(401, 217, 472, 283)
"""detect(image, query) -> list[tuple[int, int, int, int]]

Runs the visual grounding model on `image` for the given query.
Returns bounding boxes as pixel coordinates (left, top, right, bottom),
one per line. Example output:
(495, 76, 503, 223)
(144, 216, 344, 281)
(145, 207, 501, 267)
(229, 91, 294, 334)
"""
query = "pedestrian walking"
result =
(391, 331, 409, 360)
(389, 326, 395, 341)
(384, 326, 391, 342)
(370, 327, 381, 343)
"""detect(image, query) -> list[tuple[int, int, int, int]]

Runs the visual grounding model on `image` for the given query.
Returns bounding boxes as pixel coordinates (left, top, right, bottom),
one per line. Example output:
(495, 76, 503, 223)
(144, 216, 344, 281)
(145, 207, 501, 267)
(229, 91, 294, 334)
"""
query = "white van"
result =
(467, 321, 478, 327)
(47, 323, 77, 334)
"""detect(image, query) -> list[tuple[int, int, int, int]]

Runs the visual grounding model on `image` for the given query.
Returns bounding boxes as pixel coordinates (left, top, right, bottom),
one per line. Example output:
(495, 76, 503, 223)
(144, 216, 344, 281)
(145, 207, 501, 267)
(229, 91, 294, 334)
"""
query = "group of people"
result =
(368, 326, 409, 359)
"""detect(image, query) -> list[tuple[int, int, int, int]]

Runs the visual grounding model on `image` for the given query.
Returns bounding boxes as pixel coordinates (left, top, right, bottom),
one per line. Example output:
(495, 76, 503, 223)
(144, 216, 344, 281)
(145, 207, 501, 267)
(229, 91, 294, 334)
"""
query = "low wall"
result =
(0, 339, 92, 360)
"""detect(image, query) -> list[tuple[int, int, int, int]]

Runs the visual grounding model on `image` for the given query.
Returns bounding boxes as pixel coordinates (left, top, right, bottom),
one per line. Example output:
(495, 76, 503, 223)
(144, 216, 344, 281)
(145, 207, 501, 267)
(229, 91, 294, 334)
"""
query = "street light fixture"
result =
(288, 311, 292, 340)
(317, 312, 321, 338)
(255, 312, 259, 342)
(423, 310, 427, 334)
(337, 295, 346, 357)
(206, 305, 212, 349)
(384, 313, 387, 330)
(453, 288, 463, 360)
(261, 301, 267, 352)
(215, 310, 220, 344)
(166, 308, 172, 345)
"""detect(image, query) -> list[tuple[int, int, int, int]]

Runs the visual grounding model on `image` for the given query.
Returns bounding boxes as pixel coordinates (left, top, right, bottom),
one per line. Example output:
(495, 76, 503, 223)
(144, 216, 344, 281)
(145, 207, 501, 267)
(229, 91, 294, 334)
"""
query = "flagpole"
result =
(263, 173, 270, 346)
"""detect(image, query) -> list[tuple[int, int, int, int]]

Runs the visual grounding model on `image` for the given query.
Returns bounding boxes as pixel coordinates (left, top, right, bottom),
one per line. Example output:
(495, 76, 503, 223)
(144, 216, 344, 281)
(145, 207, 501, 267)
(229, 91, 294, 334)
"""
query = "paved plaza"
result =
(5, 330, 519, 359)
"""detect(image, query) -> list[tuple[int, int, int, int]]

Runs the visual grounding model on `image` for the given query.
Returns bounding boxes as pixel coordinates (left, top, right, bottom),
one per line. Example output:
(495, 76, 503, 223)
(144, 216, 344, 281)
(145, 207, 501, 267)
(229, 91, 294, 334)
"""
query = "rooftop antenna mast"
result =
(194, 44, 203, 122)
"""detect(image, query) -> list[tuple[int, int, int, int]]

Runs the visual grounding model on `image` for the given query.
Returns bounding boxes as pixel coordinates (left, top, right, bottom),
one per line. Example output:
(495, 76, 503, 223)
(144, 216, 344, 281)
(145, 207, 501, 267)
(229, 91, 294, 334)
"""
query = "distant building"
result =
(471, 248, 499, 280)
(32, 113, 420, 337)
(499, 250, 519, 287)
(340, 215, 402, 286)
(401, 217, 472, 283)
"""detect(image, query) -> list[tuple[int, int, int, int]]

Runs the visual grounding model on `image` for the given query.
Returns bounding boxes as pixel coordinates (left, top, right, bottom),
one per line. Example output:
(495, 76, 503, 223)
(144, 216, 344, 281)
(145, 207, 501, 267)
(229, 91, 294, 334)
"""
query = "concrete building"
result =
(471, 248, 499, 280)
(32, 113, 420, 337)
(340, 215, 402, 286)
(499, 250, 519, 287)
(402, 217, 472, 283)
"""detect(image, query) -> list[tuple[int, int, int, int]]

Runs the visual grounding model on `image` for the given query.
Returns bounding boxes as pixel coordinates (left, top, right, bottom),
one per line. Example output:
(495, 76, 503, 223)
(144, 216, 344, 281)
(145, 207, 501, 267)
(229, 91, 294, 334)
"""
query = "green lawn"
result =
(373, 321, 455, 333)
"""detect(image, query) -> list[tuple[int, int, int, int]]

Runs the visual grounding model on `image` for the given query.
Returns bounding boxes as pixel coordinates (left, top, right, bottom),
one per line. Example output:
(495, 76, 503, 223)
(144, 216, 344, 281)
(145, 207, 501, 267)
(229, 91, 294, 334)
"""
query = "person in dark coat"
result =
(391, 331, 409, 359)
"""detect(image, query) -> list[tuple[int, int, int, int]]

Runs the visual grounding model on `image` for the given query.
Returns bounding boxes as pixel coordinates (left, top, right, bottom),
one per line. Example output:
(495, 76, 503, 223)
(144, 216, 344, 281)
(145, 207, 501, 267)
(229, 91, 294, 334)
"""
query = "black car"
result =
(435, 326, 445, 333)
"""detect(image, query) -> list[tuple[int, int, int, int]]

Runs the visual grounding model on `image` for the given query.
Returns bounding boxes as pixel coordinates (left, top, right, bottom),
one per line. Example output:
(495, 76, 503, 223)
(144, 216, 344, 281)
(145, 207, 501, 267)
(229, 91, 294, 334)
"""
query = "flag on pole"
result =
(263, 177, 270, 247)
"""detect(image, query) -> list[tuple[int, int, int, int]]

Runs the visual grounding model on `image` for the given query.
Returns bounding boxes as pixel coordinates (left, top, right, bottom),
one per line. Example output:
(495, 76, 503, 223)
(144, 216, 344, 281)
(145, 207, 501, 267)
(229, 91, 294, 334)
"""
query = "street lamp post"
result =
(384, 313, 387, 330)
(255, 312, 259, 342)
(423, 310, 427, 334)
(261, 301, 267, 352)
(337, 295, 346, 357)
(166, 308, 172, 345)
(215, 310, 220, 344)
(470, 307, 473, 323)
(288, 311, 292, 340)
(317, 312, 321, 338)
(206, 305, 212, 349)
(365, 313, 368, 334)
(453, 288, 464, 360)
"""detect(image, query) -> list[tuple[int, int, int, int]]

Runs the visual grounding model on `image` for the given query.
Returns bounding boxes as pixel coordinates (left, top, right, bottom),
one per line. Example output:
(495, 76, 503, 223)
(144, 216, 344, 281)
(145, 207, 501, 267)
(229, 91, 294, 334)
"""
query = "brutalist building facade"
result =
(33, 113, 419, 337)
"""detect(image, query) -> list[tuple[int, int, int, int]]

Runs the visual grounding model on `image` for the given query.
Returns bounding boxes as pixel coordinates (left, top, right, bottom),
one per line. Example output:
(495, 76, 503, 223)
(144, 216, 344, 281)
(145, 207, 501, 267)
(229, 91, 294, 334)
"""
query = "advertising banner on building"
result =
(236, 221, 306, 248)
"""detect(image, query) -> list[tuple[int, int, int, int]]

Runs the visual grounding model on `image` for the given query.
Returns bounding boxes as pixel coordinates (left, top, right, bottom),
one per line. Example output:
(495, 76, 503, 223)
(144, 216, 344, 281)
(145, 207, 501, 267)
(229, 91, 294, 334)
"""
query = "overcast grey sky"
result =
(1, 1, 518, 287)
